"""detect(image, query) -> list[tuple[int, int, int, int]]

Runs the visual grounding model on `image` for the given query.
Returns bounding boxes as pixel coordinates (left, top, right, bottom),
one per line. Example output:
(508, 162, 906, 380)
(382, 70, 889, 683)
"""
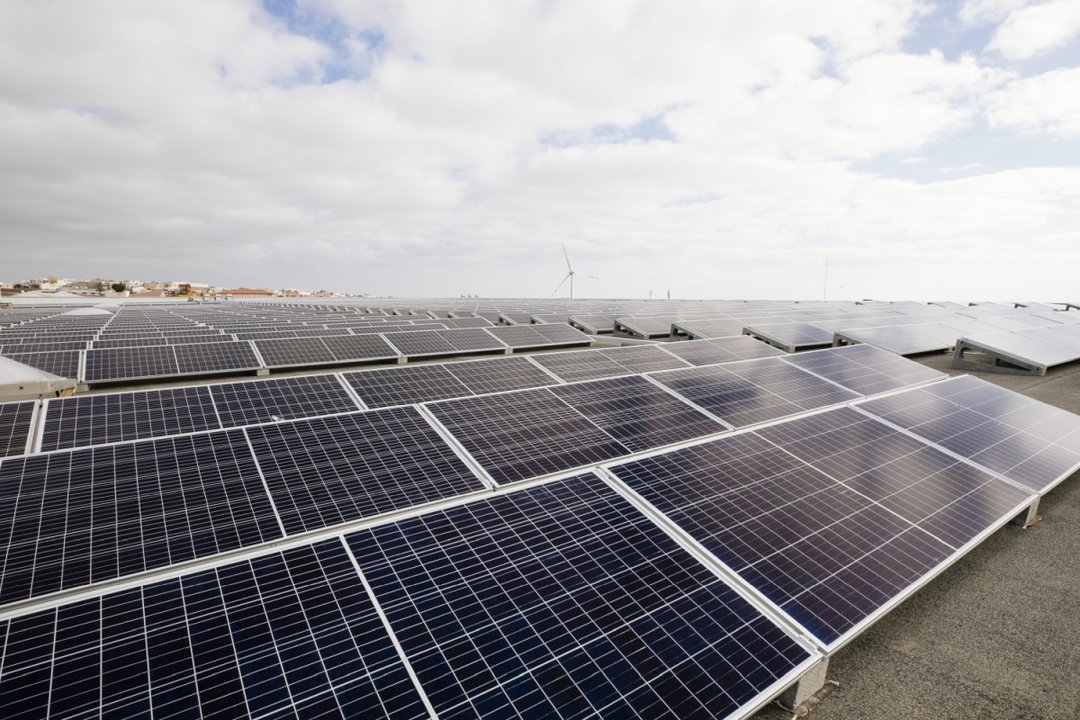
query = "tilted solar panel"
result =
(4, 351, 81, 379)
(426, 388, 630, 485)
(210, 374, 360, 427)
(0, 539, 428, 719)
(662, 336, 784, 366)
(444, 355, 559, 394)
(347, 474, 813, 720)
(83, 345, 178, 382)
(780, 343, 944, 396)
(172, 340, 261, 374)
(600, 343, 690, 373)
(610, 407, 1032, 646)
(529, 348, 630, 382)
(550, 375, 728, 452)
(39, 386, 220, 451)
(244, 407, 486, 534)
(439, 327, 506, 352)
(0, 401, 35, 457)
(649, 358, 860, 428)
(381, 330, 455, 356)
(252, 337, 338, 367)
(858, 376, 1080, 493)
(344, 364, 472, 408)
(0, 430, 281, 604)
(321, 333, 400, 362)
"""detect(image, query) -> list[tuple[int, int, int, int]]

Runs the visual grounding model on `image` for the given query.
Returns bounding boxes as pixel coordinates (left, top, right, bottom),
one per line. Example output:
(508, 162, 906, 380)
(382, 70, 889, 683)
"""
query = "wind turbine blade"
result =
(562, 243, 572, 272)
(552, 273, 571, 297)
(580, 274, 599, 280)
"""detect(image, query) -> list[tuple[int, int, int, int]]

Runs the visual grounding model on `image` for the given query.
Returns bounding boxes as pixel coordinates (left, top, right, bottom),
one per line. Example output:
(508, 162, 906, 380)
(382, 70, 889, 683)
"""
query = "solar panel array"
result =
(2, 299, 1079, 718)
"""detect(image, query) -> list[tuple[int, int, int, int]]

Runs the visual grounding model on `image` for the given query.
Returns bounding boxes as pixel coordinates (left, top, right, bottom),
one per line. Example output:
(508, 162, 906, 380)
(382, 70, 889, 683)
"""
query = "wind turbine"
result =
(552, 243, 598, 299)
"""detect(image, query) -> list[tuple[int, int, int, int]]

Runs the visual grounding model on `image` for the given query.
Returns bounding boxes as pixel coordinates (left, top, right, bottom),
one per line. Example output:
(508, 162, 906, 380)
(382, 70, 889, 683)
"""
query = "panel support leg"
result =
(1013, 498, 1041, 528)
(779, 657, 831, 710)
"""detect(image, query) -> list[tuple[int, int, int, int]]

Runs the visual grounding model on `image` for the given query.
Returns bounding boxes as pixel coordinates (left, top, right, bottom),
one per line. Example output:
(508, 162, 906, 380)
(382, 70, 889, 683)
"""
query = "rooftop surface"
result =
(756, 355, 1080, 720)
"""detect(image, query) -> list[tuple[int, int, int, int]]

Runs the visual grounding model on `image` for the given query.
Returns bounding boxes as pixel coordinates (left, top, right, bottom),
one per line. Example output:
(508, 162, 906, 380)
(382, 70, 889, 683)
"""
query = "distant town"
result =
(0, 277, 369, 300)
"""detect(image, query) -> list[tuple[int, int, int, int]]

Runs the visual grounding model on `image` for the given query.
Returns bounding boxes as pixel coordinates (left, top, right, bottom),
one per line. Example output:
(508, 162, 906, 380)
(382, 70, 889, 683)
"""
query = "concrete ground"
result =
(756, 355, 1080, 720)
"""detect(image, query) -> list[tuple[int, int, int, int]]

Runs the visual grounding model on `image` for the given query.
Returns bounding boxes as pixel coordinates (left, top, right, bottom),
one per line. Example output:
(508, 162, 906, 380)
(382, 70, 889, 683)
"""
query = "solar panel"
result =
(39, 386, 220, 451)
(439, 328, 506, 352)
(754, 407, 1033, 548)
(244, 407, 486, 534)
(172, 340, 261, 374)
(382, 330, 455, 356)
(83, 345, 178, 382)
(779, 343, 944, 396)
(321, 333, 400, 362)
(530, 348, 630, 382)
(601, 344, 690, 373)
(426, 388, 630, 485)
(857, 376, 1080, 493)
(744, 322, 833, 351)
(0, 539, 429, 719)
(649, 358, 861, 428)
(210, 374, 360, 427)
(525, 322, 590, 345)
(347, 474, 813, 720)
(344, 364, 473, 408)
(444, 355, 559, 394)
(550, 375, 728, 451)
(253, 337, 338, 367)
(485, 325, 552, 348)
(610, 409, 1031, 646)
(662, 336, 785, 366)
(834, 323, 960, 355)
(0, 430, 281, 604)
(0, 401, 35, 457)
(3, 351, 81, 379)
(0, 340, 87, 353)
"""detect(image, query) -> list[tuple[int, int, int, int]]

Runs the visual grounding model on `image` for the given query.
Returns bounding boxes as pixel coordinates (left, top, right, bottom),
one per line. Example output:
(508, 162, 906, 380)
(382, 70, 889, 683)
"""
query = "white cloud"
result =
(960, 0, 1032, 25)
(985, 67, 1080, 137)
(986, 0, 1080, 59)
(0, 0, 1077, 301)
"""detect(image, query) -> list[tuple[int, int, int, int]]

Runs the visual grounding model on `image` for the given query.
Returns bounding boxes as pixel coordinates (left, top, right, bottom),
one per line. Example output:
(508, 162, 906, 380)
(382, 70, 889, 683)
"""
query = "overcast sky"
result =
(2, 1, 1079, 301)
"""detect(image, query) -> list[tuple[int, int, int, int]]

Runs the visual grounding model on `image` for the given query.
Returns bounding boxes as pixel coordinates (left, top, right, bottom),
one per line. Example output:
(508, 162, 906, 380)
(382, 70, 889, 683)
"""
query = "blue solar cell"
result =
(245, 407, 486, 534)
(0, 430, 281, 604)
(550, 375, 727, 452)
(0, 540, 429, 719)
(347, 474, 811, 719)
(427, 388, 631, 485)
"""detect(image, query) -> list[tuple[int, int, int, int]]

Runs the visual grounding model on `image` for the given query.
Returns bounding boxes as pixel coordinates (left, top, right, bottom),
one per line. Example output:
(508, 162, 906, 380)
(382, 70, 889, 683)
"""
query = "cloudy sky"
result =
(2, 1, 1079, 300)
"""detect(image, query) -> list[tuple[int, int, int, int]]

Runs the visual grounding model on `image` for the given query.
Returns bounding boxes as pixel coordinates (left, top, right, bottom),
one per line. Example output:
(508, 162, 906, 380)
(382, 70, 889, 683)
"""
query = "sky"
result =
(1, 0, 1079, 301)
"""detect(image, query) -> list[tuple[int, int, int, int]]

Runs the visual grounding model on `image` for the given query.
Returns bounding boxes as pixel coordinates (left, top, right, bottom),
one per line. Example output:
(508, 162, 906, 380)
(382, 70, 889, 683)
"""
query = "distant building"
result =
(221, 287, 275, 298)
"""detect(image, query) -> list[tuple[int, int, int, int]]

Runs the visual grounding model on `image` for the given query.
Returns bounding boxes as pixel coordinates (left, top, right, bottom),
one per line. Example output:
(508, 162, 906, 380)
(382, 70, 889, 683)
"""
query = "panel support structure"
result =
(951, 339, 1046, 376)
(778, 657, 831, 709)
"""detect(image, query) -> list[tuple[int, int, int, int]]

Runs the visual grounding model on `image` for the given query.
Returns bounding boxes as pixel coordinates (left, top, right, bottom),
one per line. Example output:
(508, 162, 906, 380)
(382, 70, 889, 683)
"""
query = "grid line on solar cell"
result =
(245, 408, 487, 535)
(0, 402, 34, 458)
(426, 388, 631, 485)
(857, 376, 1080, 493)
(210, 374, 361, 427)
(84, 345, 178, 382)
(39, 386, 221, 451)
(0, 430, 282, 604)
(649, 358, 860, 428)
(0, 539, 429, 720)
(550, 375, 728, 453)
(172, 340, 261, 374)
(444, 356, 560, 395)
(343, 365, 473, 409)
(346, 474, 811, 720)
